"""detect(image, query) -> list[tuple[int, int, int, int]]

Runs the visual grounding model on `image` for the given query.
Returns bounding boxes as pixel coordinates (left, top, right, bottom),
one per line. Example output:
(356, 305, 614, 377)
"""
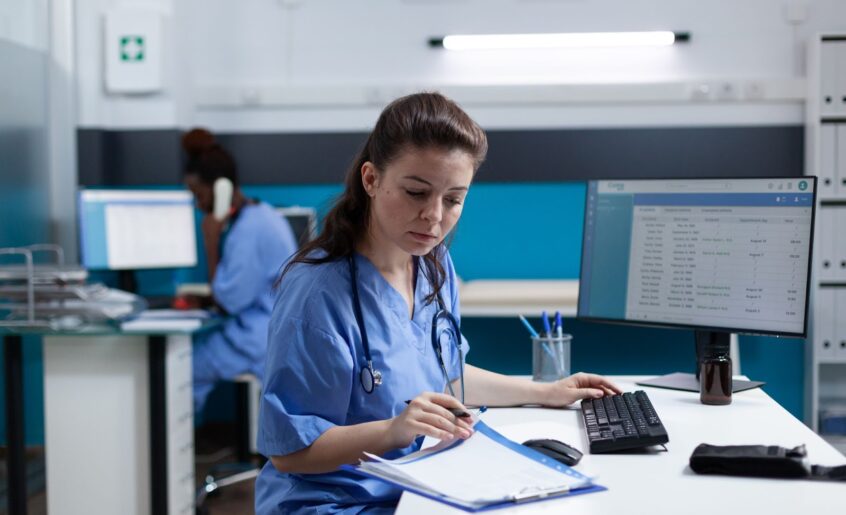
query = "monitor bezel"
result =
(576, 175, 817, 339)
(77, 188, 199, 271)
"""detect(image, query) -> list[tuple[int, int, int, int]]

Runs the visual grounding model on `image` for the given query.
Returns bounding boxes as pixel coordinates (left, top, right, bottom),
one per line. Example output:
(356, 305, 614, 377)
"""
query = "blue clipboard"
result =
(342, 421, 607, 512)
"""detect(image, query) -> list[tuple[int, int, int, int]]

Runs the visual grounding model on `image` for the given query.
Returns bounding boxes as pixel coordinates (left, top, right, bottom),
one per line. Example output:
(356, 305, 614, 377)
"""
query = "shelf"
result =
(458, 279, 578, 317)
(805, 33, 846, 433)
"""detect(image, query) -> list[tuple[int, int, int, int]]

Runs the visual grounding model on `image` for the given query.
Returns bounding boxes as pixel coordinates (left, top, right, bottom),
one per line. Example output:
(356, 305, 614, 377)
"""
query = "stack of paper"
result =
(345, 421, 602, 511)
(119, 309, 211, 332)
(133, 308, 212, 320)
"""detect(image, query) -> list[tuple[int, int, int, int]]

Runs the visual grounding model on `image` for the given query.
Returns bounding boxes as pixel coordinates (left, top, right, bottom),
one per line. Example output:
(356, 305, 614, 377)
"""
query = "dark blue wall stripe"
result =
(78, 126, 804, 186)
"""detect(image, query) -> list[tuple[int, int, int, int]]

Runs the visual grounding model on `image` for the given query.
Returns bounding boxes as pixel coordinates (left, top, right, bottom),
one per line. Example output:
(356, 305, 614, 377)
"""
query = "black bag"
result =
(689, 443, 846, 481)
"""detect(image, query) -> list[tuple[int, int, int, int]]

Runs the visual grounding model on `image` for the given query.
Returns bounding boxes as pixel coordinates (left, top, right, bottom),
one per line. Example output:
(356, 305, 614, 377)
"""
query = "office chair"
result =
(195, 373, 263, 514)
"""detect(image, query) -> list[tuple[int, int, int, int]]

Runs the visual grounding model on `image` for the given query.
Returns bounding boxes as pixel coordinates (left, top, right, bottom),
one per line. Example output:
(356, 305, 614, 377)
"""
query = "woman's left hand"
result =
(201, 214, 225, 243)
(539, 372, 623, 408)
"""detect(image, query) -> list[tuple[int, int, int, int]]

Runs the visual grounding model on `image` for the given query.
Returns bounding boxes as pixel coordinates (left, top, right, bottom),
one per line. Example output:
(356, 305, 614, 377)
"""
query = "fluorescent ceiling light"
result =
(430, 31, 689, 50)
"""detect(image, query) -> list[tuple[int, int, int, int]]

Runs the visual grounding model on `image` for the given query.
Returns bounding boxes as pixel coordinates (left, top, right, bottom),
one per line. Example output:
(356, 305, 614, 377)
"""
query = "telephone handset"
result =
(212, 177, 234, 221)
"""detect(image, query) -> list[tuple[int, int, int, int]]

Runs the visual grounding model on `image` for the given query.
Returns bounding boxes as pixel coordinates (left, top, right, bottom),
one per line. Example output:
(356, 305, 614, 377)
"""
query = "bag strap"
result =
(810, 464, 846, 481)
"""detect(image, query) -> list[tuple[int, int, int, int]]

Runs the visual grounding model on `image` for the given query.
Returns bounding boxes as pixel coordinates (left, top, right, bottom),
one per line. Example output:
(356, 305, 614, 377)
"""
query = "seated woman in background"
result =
(181, 128, 299, 414)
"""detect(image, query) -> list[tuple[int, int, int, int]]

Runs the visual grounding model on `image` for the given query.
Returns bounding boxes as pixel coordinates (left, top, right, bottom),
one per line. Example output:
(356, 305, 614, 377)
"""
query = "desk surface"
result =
(1, 314, 220, 336)
(396, 376, 846, 514)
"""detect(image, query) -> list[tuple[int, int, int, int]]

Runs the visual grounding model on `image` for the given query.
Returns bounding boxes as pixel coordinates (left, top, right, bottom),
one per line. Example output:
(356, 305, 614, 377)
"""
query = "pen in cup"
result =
(404, 399, 471, 419)
(541, 310, 552, 337)
(518, 315, 560, 376)
(518, 314, 539, 338)
(542, 311, 563, 378)
(555, 311, 563, 338)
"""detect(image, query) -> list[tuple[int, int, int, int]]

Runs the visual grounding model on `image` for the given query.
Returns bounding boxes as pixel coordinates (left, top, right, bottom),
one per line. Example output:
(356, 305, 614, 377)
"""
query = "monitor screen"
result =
(578, 177, 816, 337)
(276, 206, 317, 247)
(78, 189, 198, 270)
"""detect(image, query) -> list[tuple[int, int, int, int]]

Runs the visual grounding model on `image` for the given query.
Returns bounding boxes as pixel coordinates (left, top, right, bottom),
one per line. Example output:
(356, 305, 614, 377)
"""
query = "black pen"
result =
(404, 399, 471, 418)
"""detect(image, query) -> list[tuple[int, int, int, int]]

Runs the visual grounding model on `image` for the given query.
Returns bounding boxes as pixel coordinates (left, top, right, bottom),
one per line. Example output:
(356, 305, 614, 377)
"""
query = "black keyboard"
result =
(580, 390, 669, 453)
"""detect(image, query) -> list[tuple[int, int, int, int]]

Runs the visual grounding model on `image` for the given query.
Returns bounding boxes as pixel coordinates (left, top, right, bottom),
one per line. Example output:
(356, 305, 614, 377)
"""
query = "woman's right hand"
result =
(387, 392, 474, 448)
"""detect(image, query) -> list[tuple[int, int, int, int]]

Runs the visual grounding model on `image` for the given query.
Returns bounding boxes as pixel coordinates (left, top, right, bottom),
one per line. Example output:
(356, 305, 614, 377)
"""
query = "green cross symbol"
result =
(120, 36, 145, 62)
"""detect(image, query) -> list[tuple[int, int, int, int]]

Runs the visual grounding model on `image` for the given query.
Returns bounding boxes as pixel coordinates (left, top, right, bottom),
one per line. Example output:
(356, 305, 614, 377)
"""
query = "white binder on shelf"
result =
(820, 124, 837, 197)
(836, 41, 846, 117)
(815, 288, 837, 360)
(343, 420, 604, 512)
(820, 41, 839, 117)
(836, 290, 846, 361)
(837, 209, 846, 281)
(818, 209, 837, 281)
(837, 125, 846, 198)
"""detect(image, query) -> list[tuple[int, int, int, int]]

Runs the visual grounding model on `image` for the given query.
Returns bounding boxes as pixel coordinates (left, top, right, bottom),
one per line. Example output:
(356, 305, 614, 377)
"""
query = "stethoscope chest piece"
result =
(360, 361, 383, 394)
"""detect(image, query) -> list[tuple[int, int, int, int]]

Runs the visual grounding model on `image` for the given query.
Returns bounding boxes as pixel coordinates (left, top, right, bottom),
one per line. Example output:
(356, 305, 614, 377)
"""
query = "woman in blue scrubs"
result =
(182, 129, 299, 413)
(256, 93, 621, 513)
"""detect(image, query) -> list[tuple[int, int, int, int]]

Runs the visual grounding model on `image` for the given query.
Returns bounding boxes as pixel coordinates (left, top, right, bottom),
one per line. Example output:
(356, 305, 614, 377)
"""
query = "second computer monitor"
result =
(79, 189, 198, 270)
(578, 177, 816, 338)
(276, 206, 318, 247)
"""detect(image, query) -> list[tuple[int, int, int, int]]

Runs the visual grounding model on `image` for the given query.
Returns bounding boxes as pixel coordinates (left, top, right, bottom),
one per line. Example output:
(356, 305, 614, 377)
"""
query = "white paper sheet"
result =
(120, 318, 202, 332)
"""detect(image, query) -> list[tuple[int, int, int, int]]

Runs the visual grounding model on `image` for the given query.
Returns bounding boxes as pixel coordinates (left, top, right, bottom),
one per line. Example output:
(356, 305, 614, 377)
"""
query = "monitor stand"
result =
(118, 269, 138, 293)
(636, 330, 765, 393)
(117, 269, 175, 309)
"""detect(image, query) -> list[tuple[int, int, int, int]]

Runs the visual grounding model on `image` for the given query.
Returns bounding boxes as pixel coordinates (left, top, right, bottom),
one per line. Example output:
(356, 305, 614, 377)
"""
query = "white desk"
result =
(3, 323, 208, 515)
(397, 376, 846, 514)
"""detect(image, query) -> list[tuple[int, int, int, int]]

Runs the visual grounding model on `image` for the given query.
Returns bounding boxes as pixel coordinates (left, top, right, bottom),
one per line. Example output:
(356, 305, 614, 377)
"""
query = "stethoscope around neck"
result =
(348, 254, 465, 403)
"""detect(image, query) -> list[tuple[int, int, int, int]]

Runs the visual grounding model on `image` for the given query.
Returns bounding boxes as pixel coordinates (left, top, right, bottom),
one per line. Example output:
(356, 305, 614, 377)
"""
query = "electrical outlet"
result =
(689, 83, 712, 101)
(715, 81, 739, 101)
(241, 88, 261, 106)
(744, 81, 765, 100)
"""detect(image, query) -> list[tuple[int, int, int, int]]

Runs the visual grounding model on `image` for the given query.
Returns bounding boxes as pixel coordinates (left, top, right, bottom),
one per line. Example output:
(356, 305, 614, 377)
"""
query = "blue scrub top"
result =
(256, 250, 468, 514)
(213, 202, 298, 372)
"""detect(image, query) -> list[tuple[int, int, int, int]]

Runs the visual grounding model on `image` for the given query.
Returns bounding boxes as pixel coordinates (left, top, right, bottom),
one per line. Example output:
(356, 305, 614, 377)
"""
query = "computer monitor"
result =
(78, 189, 198, 270)
(578, 177, 816, 390)
(276, 206, 318, 247)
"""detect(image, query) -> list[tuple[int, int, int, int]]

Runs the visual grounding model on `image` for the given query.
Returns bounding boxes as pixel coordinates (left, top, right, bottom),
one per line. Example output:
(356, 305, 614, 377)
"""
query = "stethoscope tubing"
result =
(348, 254, 464, 402)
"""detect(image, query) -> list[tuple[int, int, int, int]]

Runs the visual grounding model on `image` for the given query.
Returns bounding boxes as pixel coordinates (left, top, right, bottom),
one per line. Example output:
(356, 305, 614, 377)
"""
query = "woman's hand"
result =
(201, 214, 225, 245)
(387, 392, 474, 448)
(201, 214, 226, 281)
(539, 372, 623, 408)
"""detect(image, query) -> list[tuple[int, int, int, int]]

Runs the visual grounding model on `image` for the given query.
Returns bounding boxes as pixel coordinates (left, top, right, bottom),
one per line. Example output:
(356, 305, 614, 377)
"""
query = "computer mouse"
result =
(522, 438, 583, 466)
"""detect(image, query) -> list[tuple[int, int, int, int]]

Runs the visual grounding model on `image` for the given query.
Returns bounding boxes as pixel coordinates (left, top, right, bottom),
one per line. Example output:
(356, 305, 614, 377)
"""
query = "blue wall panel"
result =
(451, 183, 586, 279)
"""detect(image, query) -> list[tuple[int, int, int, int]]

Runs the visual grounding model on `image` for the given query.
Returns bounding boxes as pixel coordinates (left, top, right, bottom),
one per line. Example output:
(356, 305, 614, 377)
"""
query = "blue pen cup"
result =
(531, 334, 571, 382)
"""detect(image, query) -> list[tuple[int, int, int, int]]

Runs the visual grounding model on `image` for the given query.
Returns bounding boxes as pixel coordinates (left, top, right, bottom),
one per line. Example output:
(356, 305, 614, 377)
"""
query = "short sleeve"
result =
(257, 316, 354, 457)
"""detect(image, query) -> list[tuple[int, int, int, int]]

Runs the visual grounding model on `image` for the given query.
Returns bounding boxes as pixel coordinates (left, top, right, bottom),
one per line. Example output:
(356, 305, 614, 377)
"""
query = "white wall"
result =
(74, 0, 846, 131)
(0, 0, 49, 50)
(75, 0, 178, 128)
